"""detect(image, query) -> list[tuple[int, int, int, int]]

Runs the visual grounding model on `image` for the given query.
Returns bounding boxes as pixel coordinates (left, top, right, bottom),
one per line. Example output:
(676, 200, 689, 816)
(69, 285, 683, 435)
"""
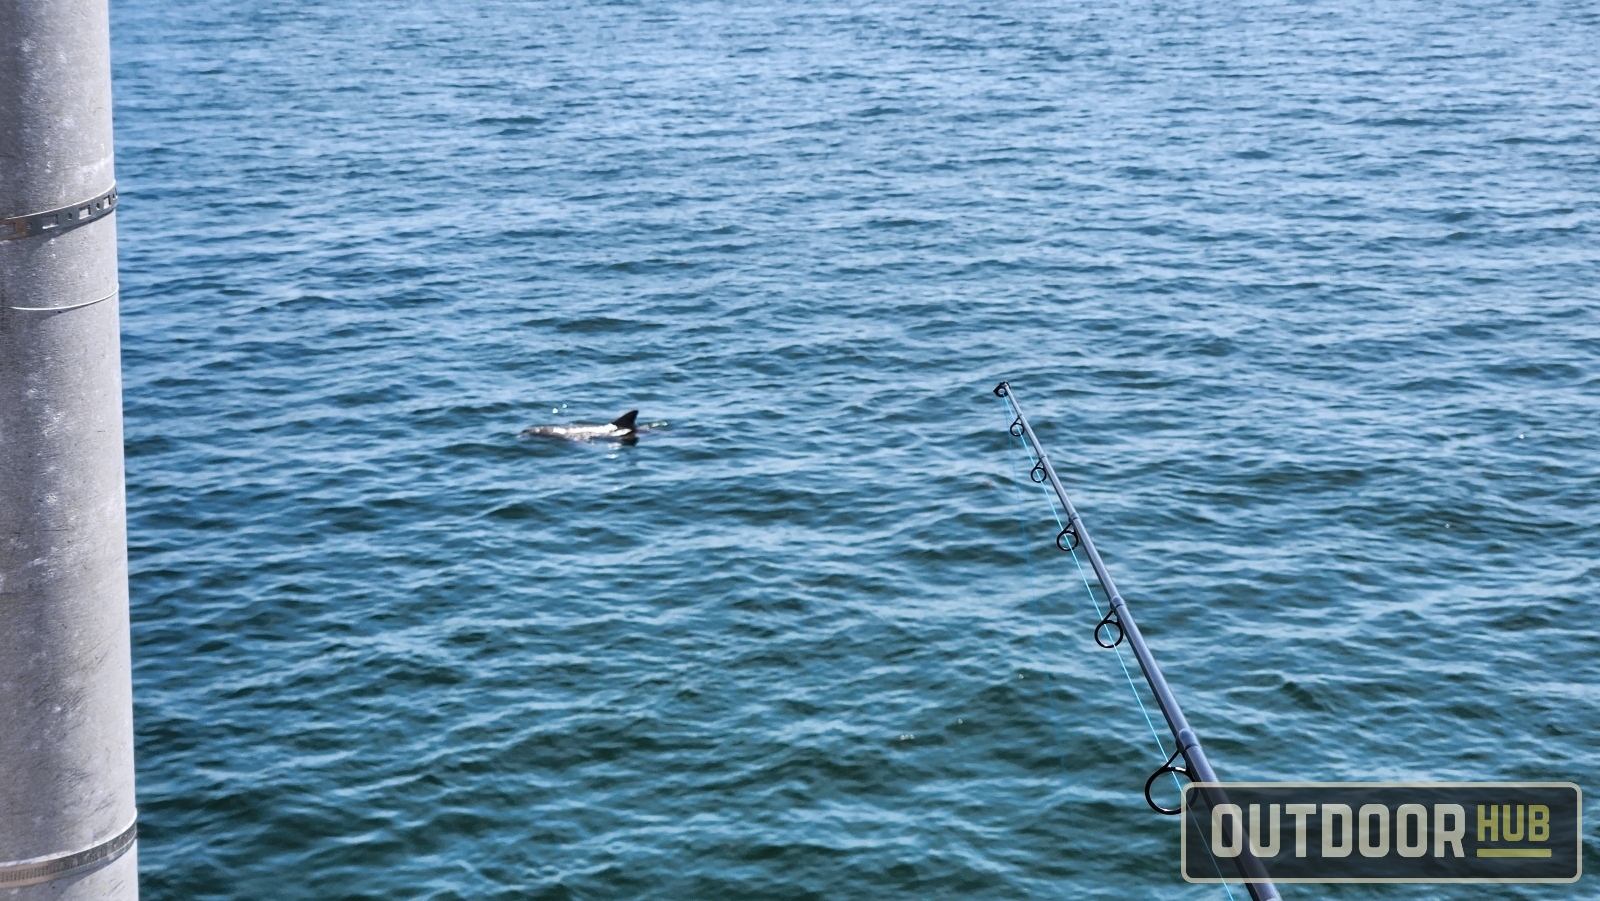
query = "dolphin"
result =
(519, 409, 640, 442)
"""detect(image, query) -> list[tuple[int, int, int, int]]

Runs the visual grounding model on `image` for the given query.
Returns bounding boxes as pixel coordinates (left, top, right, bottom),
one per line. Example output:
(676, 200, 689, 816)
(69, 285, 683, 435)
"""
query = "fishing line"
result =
(996, 392, 1241, 901)
(1002, 415, 1072, 773)
(997, 393, 1173, 763)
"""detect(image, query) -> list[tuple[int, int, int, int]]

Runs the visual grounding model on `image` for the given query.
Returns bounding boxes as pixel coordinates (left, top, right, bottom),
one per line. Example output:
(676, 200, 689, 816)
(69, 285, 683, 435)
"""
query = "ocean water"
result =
(109, 1, 1599, 898)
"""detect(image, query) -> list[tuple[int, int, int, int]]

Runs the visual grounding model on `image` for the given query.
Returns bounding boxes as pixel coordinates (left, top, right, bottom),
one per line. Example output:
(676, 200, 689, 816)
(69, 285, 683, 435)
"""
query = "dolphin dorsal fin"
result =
(610, 410, 639, 430)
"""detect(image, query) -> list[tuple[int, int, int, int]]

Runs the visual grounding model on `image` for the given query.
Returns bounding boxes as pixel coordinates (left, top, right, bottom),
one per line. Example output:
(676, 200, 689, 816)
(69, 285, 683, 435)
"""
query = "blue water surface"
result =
(110, 1, 1599, 898)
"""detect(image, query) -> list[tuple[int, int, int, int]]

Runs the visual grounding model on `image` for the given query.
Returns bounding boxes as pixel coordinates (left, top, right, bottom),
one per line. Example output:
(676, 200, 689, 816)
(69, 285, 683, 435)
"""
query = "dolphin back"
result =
(610, 410, 639, 431)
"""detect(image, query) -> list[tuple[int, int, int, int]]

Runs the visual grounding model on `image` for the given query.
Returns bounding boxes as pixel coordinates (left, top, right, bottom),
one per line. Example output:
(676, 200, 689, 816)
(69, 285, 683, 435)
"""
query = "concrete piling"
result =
(1, 0, 138, 897)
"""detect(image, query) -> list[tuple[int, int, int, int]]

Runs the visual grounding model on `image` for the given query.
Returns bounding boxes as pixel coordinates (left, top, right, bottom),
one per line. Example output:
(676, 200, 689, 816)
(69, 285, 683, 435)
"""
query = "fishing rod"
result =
(994, 381, 1282, 901)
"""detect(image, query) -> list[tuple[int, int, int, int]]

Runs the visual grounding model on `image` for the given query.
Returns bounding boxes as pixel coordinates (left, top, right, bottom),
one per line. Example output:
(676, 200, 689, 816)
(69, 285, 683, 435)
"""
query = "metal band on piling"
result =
(0, 818, 137, 888)
(995, 381, 1282, 901)
(0, 185, 119, 242)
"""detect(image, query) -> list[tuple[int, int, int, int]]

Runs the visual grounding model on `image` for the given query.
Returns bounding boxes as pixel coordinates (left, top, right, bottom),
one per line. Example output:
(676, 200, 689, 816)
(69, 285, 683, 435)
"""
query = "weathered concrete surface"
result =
(1, 0, 137, 897)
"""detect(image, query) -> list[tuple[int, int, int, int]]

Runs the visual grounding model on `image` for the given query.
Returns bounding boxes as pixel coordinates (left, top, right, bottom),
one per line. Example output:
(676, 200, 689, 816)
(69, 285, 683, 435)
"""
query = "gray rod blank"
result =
(996, 381, 1280, 901)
